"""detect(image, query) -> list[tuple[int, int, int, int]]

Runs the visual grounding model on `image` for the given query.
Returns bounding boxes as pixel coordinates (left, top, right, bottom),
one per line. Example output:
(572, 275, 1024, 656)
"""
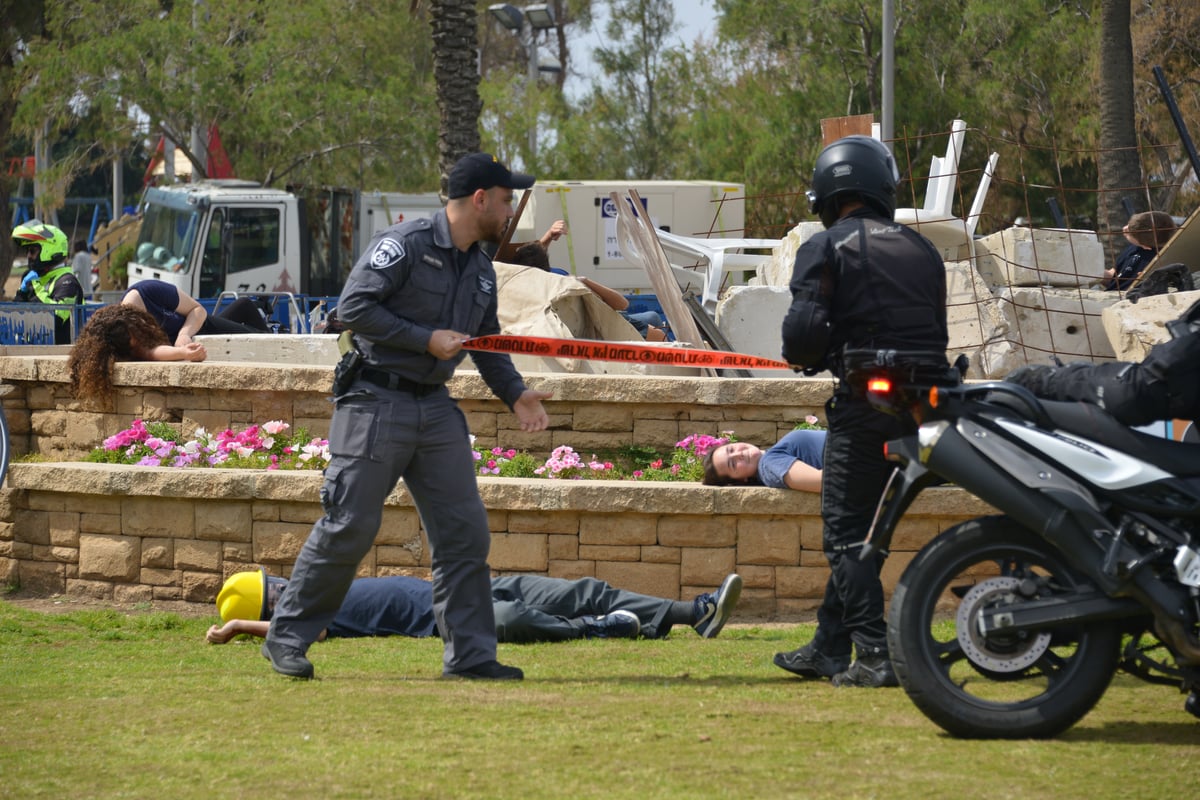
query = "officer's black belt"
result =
(360, 367, 442, 396)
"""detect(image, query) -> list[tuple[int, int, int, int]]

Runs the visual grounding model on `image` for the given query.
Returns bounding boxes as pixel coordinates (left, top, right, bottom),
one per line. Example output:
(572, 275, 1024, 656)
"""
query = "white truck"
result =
(126, 181, 444, 299)
(126, 178, 750, 300)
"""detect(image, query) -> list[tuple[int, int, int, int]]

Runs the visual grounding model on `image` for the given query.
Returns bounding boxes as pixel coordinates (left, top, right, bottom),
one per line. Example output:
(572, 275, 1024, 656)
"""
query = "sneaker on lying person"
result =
(583, 609, 641, 639)
(692, 573, 743, 639)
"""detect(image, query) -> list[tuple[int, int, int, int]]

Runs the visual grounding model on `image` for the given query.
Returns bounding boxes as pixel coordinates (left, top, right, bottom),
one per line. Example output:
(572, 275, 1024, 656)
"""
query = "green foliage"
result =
(8, 0, 1200, 236)
(107, 241, 135, 289)
(10, 0, 441, 194)
(496, 451, 541, 478)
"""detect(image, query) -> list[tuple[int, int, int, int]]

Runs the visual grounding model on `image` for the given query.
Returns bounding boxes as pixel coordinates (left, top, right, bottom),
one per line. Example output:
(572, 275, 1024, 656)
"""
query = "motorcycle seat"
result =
(993, 396, 1200, 478)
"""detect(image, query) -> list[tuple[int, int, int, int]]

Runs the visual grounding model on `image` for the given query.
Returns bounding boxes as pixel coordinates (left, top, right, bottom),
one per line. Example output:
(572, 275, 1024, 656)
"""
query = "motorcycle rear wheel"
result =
(889, 515, 1121, 739)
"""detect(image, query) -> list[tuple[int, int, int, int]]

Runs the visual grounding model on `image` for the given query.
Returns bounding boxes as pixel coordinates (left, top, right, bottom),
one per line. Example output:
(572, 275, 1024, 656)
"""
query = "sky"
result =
(564, 0, 717, 97)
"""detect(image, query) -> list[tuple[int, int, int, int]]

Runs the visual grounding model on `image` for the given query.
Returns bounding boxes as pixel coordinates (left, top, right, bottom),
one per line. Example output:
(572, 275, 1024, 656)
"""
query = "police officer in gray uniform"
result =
(263, 153, 552, 681)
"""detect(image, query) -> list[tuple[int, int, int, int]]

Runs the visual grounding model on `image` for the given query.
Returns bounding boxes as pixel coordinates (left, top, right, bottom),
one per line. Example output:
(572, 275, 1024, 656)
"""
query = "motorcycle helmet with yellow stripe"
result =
(216, 568, 288, 622)
(12, 219, 69, 268)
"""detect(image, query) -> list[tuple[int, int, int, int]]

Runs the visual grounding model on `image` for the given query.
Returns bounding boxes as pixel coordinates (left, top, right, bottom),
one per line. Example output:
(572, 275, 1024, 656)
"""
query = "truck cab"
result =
(128, 180, 302, 298)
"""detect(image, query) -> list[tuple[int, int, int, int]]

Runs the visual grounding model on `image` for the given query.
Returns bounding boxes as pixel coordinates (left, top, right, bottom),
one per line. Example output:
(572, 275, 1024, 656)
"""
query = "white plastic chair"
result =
(923, 119, 967, 219)
(891, 119, 999, 263)
(652, 228, 781, 312)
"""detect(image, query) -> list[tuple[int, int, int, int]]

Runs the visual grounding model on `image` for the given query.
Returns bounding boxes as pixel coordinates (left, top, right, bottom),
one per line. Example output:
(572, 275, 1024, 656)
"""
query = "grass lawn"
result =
(1, 600, 1196, 799)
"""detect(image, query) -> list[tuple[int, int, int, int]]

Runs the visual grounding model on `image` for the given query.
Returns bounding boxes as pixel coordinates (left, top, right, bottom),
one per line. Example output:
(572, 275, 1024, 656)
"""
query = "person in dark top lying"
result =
(68, 279, 271, 402)
(208, 569, 743, 645)
(122, 278, 269, 339)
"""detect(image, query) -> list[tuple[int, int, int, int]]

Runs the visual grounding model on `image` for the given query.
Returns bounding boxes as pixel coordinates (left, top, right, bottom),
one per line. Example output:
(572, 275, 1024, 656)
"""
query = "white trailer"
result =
(510, 180, 749, 294)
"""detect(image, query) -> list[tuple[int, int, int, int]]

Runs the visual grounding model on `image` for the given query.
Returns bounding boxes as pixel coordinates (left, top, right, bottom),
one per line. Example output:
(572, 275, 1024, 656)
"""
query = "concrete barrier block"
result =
(714, 285, 792, 378)
(977, 287, 1115, 376)
(975, 227, 1105, 288)
(945, 258, 1007, 377)
(1100, 288, 1200, 361)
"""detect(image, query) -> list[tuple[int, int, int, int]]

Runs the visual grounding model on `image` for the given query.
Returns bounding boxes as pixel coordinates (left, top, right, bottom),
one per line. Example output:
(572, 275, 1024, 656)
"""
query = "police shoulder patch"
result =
(370, 238, 406, 270)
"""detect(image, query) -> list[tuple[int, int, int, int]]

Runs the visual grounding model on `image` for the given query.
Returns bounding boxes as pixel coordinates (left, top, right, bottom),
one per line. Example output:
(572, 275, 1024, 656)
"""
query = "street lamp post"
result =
(487, 3, 560, 163)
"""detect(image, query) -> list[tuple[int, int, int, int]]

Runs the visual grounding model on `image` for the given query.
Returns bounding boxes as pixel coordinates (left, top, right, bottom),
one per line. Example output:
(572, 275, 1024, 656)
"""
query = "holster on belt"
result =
(332, 330, 364, 395)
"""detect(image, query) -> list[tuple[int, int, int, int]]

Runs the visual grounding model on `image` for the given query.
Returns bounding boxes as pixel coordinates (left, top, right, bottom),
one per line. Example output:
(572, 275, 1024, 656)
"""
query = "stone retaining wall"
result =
(0, 462, 993, 621)
(0, 354, 831, 462)
(0, 352, 999, 620)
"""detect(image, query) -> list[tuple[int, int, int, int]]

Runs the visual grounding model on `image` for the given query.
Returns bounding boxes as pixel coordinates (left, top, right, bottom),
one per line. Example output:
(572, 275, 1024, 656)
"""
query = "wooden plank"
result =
(820, 114, 875, 147)
(684, 294, 752, 377)
(493, 188, 532, 263)
(612, 190, 714, 375)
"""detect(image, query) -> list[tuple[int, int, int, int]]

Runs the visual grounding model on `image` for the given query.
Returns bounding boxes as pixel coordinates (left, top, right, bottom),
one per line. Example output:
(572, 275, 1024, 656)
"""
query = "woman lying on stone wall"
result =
(68, 279, 268, 402)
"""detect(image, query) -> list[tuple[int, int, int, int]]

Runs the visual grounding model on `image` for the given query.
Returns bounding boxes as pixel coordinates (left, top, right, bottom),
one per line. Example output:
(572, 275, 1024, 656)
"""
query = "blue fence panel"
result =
(0, 303, 65, 344)
(1, 295, 341, 345)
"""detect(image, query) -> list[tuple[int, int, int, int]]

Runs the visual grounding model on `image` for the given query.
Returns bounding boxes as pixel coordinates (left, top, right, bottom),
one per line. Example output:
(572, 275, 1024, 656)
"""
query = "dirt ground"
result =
(2, 588, 214, 618)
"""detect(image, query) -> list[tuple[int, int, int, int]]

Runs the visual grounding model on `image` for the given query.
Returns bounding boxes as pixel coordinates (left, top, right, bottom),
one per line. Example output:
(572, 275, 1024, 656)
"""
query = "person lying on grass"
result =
(209, 569, 743, 644)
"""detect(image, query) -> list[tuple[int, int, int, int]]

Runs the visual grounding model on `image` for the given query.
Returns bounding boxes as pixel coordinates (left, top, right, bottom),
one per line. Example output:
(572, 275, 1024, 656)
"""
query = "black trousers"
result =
(812, 393, 899, 658)
(199, 298, 270, 334)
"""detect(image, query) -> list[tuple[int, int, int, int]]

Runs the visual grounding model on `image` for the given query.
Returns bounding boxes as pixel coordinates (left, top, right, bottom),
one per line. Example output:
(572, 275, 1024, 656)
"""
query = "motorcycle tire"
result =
(889, 515, 1121, 739)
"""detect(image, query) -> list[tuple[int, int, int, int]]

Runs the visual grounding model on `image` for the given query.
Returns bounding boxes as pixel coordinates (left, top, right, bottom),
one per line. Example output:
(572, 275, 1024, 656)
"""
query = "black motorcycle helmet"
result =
(806, 135, 901, 228)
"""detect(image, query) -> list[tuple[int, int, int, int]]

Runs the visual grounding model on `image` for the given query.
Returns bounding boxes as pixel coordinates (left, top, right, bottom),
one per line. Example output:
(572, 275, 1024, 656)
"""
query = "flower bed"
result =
(85, 419, 331, 471)
(85, 416, 826, 480)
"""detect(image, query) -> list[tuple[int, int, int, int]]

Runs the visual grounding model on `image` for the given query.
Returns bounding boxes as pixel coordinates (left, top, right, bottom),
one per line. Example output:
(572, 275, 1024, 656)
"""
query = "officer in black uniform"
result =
(263, 153, 552, 681)
(774, 136, 949, 688)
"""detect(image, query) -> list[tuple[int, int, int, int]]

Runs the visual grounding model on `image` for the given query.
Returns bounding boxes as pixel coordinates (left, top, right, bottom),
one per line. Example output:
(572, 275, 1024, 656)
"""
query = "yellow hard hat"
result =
(216, 569, 268, 622)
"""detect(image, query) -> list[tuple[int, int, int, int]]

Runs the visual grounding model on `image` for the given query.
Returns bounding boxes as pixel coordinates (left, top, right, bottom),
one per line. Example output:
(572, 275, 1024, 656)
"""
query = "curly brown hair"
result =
(68, 305, 168, 402)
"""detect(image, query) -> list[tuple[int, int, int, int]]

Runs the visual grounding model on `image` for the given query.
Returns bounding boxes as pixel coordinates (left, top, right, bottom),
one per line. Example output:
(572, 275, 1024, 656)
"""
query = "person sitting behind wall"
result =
(208, 569, 744, 645)
(701, 429, 826, 492)
(1103, 211, 1178, 291)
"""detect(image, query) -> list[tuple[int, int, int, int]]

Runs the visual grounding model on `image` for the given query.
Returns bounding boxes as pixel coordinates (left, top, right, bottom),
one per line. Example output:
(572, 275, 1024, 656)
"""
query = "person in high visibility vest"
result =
(11, 220, 85, 344)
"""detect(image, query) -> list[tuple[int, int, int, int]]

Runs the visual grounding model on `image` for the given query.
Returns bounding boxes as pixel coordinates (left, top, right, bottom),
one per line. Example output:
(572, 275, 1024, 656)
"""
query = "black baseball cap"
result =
(447, 152, 534, 199)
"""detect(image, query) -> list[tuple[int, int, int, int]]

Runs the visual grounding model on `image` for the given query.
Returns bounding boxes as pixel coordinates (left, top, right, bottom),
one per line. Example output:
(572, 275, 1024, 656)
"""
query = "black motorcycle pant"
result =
(813, 394, 898, 659)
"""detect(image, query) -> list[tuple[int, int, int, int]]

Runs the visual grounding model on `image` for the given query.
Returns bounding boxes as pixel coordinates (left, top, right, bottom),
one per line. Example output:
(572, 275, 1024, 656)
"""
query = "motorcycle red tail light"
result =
(867, 377, 892, 394)
(929, 387, 941, 408)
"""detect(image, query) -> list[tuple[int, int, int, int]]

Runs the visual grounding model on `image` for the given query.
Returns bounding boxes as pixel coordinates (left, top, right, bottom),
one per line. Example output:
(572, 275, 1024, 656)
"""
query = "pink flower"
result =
(263, 420, 289, 435)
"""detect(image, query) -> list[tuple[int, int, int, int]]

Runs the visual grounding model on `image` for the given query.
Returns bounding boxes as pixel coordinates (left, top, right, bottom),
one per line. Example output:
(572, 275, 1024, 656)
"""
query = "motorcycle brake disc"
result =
(956, 576, 1053, 673)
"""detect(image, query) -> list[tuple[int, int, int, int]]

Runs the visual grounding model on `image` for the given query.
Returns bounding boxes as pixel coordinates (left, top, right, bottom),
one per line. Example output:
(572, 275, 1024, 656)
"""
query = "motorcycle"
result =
(844, 348, 1200, 739)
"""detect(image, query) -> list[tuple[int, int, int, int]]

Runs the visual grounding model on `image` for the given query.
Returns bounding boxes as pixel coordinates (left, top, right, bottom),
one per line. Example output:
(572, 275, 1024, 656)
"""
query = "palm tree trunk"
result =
(430, 0, 483, 199)
(1097, 0, 1143, 261)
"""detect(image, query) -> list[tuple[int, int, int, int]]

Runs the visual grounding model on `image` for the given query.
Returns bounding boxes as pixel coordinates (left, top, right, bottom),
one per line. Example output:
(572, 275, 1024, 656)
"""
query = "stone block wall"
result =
(0, 462, 993, 621)
(0, 355, 831, 462)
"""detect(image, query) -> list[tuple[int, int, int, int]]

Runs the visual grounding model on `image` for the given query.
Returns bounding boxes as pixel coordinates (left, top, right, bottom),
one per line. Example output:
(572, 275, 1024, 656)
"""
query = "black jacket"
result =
(781, 207, 948, 378)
